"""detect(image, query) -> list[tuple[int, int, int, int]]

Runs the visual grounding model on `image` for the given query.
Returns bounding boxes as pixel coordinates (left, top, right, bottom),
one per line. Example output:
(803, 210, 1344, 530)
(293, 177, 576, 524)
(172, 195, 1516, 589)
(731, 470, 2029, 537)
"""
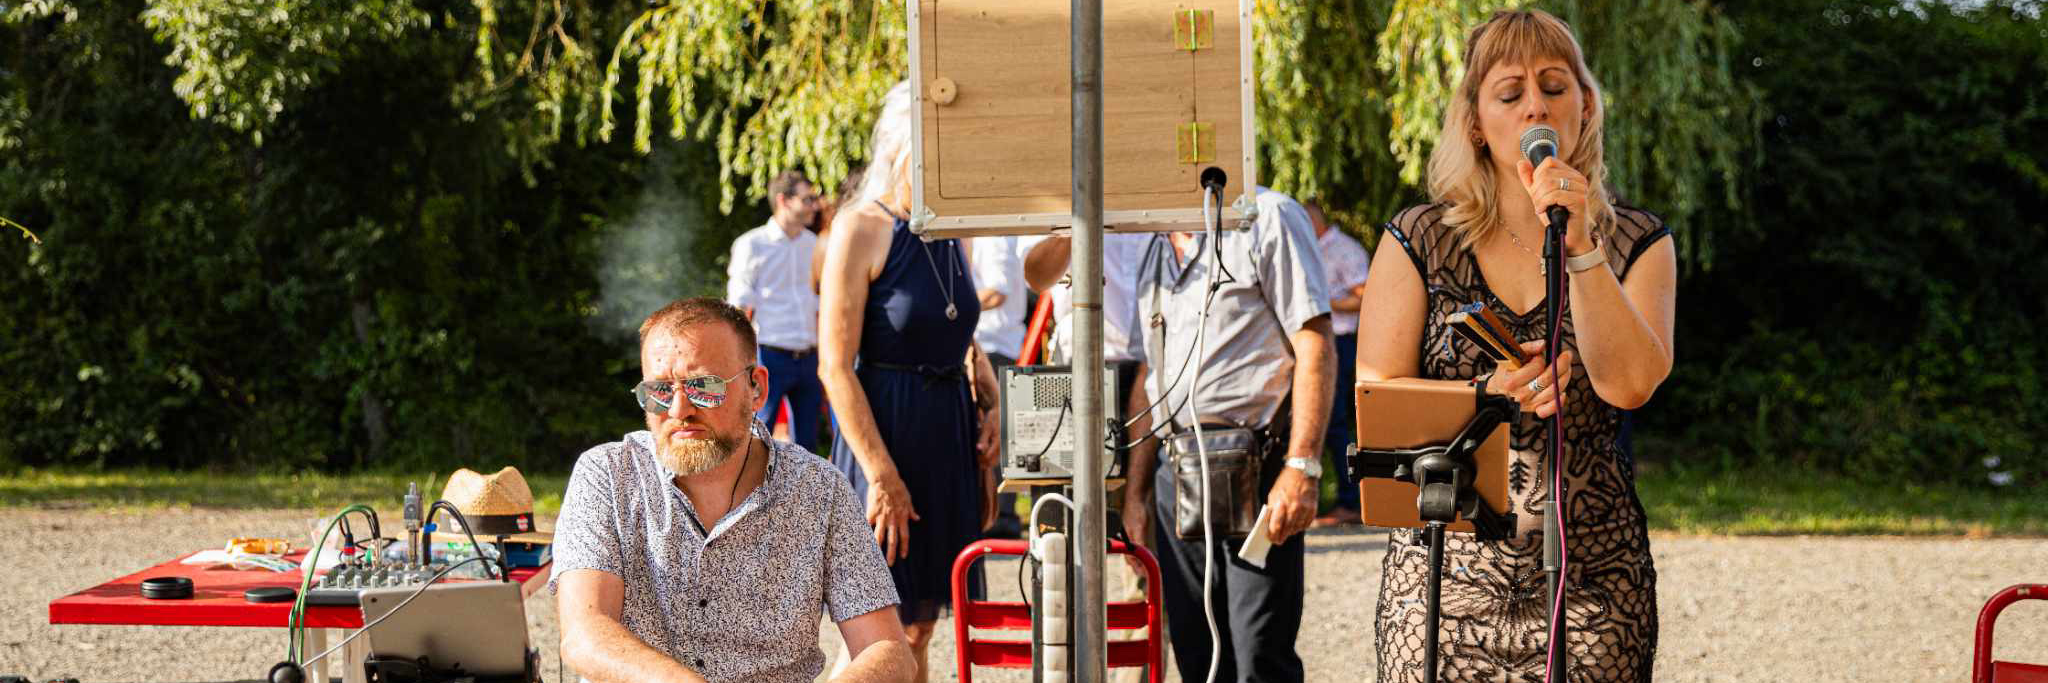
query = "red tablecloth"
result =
(48, 550, 550, 629)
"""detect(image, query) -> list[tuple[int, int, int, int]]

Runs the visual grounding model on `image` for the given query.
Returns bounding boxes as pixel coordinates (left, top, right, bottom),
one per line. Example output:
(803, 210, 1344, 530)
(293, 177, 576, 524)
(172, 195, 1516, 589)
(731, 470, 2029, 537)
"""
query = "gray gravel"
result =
(3, 508, 2044, 682)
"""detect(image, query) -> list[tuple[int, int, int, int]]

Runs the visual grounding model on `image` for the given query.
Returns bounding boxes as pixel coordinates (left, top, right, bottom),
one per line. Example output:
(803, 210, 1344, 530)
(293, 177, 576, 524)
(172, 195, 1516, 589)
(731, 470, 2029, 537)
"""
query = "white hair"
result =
(852, 80, 917, 213)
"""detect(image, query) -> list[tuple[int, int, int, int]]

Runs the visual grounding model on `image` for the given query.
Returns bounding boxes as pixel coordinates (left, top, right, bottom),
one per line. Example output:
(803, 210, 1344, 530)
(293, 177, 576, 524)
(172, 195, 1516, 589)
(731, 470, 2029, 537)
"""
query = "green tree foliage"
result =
(0, 0, 739, 472)
(597, 0, 904, 211)
(1376, 0, 1514, 188)
(1647, 0, 2048, 486)
(1253, 0, 1408, 234)
(5, 0, 2042, 492)
(142, 0, 430, 142)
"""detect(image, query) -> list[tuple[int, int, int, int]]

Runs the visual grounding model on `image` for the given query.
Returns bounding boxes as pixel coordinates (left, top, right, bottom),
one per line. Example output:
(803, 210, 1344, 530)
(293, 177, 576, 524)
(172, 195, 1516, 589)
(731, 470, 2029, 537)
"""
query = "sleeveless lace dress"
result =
(1372, 204, 1670, 683)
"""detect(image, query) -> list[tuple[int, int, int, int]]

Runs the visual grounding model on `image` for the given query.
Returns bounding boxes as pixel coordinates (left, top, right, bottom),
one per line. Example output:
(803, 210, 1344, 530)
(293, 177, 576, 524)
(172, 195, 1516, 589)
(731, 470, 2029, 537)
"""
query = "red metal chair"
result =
(1975, 584, 2048, 683)
(950, 538, 1163, 682)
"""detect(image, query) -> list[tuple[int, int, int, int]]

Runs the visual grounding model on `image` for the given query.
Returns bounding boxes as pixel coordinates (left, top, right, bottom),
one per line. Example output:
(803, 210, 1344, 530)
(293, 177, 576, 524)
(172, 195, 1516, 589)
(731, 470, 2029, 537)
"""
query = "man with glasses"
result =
(552, 297, 912, 682)
(726, 170, 827, 451)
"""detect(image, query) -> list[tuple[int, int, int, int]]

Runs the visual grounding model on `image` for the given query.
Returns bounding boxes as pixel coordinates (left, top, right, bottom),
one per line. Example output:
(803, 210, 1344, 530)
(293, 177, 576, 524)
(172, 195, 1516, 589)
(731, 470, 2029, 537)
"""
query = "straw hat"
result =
(434, 466, 552, 544)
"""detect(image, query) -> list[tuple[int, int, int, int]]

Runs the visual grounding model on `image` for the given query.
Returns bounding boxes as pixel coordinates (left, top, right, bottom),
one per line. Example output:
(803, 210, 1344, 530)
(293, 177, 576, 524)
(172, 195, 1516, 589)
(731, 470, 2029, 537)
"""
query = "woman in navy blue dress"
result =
(818, 80, 1002, 681)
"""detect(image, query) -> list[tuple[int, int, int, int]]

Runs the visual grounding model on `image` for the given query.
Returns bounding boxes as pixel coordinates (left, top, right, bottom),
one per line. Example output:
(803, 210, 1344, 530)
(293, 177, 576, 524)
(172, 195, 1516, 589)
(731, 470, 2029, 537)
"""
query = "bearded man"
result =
(551, 297, 914, 683)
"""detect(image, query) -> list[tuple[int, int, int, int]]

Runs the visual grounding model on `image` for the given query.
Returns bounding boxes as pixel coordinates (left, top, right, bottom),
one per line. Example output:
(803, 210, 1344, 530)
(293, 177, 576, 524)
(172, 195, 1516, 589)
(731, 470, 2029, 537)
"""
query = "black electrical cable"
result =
(1121, 182, 1236, 444)
(1018, 553, 1039, 610)
(427, 501, 505, 580)
(1030, 399, 1072, 463)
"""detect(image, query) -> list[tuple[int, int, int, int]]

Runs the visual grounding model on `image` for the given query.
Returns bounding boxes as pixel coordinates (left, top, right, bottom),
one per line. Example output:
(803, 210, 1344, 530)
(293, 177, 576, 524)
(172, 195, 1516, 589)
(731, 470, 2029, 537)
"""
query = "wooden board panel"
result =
(917, 0, 1245, 222)
(929, 0, 1069, 199)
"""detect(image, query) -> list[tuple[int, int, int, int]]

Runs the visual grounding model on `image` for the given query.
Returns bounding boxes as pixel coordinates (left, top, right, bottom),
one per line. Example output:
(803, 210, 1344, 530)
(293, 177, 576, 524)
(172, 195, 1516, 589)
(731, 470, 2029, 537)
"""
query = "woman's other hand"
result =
(1486, 340, 1576, 418)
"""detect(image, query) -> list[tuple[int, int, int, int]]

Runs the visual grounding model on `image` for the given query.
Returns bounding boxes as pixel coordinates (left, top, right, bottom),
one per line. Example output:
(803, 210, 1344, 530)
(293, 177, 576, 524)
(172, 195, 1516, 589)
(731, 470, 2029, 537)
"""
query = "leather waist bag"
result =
(1166, 425, 1264, 542)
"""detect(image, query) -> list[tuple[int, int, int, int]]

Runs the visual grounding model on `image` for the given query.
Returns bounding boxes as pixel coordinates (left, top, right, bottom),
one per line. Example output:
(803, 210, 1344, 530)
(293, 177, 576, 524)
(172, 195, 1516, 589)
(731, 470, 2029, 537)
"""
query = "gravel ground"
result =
(3, 508, 2044, 682)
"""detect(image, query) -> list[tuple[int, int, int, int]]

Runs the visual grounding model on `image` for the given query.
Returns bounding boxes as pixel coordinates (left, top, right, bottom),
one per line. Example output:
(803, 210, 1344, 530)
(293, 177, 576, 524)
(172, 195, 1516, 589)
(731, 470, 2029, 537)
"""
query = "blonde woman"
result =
(817, 81, 1002, 682)
(1355, 10, 1675, 682)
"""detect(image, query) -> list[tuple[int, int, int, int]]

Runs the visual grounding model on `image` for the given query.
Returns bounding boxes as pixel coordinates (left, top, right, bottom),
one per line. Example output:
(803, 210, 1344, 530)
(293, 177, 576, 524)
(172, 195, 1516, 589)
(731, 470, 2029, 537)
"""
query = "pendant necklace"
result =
(921, 240, 960, 320)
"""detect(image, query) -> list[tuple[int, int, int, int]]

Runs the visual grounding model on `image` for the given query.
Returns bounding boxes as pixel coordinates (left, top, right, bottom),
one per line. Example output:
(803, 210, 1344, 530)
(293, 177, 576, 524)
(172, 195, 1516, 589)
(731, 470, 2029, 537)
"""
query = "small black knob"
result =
(269, 662, 306, 683)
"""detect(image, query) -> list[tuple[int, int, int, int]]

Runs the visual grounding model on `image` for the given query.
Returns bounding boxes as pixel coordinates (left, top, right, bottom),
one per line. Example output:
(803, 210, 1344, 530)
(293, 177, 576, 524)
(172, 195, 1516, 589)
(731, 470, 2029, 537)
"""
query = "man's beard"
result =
(654, 424, 745, 476)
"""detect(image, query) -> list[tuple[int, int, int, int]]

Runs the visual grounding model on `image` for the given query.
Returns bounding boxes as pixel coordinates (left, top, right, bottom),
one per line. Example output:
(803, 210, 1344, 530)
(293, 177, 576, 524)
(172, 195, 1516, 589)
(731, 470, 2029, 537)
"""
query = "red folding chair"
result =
(950, 538, 1163, 682)
(1975, 584, 2048, 683)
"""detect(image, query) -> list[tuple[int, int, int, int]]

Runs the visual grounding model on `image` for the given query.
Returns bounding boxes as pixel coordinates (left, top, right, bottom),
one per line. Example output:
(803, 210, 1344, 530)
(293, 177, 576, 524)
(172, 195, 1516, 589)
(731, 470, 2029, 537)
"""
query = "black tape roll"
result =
(140, 576, 194, 600)
(244, 587, 296, 603)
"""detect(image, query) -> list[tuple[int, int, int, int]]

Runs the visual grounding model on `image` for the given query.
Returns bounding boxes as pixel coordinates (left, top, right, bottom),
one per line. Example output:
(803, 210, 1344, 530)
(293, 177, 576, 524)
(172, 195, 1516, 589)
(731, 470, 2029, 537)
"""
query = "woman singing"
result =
(1356, 10, 1676, 682)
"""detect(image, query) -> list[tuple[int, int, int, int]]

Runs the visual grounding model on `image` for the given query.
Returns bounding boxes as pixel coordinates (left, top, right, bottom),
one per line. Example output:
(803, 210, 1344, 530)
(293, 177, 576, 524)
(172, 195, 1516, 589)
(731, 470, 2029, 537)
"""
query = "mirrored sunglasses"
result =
(632, 366, 754, 413)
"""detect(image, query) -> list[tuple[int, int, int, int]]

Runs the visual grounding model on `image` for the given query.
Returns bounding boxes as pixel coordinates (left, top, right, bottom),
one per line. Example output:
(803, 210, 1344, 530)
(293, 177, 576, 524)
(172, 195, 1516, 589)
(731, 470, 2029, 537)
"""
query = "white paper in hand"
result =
(1236, 504, 1274, 569)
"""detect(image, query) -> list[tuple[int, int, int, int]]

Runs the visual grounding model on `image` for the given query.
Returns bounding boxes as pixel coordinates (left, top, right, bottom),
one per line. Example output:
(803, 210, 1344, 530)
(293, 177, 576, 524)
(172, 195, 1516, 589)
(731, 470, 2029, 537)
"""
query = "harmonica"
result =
(1445, 303, 1531, 370)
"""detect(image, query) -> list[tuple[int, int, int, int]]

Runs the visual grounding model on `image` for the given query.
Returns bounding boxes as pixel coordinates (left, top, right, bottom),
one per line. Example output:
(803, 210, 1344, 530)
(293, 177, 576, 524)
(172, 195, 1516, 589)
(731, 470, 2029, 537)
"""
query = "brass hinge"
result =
(1173, 9, 1213, 51)
(1176, 122, 1215, 164)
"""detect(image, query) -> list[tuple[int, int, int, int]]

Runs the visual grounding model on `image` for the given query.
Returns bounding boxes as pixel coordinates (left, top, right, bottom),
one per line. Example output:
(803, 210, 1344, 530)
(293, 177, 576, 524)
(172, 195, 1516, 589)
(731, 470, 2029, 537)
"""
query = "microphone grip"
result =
(1545, 205, 1570, 237)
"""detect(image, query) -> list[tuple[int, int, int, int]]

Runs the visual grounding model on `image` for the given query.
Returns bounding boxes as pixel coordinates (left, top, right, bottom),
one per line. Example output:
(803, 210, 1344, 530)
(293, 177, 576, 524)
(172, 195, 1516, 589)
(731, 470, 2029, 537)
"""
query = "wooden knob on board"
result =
(930, 77, 958, 106)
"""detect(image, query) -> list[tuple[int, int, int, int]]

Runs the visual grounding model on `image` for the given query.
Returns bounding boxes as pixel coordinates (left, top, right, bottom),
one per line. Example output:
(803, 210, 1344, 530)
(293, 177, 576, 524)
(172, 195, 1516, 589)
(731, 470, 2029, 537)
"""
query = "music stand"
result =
(1344, 378, 1520, 683)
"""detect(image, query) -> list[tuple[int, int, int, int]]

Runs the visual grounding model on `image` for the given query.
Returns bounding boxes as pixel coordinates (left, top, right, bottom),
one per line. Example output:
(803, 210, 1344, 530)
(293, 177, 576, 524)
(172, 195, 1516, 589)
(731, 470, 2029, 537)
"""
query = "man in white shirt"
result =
(1306, 201, 1371, 526)
(968, 236, 1028, 537)
(725, 170, 826, 451)
(1020, 232, 1148, 370)
(968, 236, 1027, 366)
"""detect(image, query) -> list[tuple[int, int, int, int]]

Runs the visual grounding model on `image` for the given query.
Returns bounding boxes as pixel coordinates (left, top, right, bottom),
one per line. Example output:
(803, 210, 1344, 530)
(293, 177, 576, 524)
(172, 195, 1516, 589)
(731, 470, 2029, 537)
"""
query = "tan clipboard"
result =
(1354, 378, 1513, 533)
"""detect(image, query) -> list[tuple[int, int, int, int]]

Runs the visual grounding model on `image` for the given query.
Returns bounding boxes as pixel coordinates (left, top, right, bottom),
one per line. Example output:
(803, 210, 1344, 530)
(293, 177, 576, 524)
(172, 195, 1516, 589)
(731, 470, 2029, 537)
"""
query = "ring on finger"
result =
(1558, 178, 1568, 191)
(1527, 379, 1545, 393)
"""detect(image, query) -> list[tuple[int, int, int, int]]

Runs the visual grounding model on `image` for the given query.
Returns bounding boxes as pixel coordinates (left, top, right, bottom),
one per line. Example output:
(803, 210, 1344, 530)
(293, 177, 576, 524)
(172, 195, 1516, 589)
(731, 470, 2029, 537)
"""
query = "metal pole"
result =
(1069, 0, 1107, 678)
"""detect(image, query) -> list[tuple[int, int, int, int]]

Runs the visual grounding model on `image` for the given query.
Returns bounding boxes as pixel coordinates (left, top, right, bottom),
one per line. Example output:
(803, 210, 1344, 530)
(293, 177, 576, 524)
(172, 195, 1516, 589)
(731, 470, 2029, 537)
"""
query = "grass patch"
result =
(4, 463, 2042, 537)
(0, 468, 571, 516)
(1635, 460, 2048, 537)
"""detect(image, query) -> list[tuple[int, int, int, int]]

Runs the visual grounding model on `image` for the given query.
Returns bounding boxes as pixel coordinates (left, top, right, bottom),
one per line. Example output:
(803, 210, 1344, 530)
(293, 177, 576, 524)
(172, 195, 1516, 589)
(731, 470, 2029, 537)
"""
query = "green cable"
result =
(287, 504, 376, 663)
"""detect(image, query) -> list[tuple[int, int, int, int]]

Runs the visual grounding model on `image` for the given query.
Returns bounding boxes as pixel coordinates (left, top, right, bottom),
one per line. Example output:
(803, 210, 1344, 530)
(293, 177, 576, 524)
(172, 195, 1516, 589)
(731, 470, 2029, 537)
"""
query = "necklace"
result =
(920, 239, 961, 320)
(1504, 226, 1546, 276)
(728, 434, 753, 511)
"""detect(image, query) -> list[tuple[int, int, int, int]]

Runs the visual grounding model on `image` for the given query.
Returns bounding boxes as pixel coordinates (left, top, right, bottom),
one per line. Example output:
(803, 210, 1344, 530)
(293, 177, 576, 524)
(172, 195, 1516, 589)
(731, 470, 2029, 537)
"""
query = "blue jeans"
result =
(1327, 333, 1359, 510)
(757, 345, 826, 453)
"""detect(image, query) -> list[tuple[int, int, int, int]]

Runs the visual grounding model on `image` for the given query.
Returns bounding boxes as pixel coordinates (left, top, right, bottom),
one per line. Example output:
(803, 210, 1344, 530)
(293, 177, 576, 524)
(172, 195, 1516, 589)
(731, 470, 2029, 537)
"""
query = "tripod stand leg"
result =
(1424, 521, 1446, 683)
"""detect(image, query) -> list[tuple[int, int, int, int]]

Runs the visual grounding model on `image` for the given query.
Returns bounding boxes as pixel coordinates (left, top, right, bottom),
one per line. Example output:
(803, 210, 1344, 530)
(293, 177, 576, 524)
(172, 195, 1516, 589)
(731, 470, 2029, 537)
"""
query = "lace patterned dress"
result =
(1372, 204, 1670, 683)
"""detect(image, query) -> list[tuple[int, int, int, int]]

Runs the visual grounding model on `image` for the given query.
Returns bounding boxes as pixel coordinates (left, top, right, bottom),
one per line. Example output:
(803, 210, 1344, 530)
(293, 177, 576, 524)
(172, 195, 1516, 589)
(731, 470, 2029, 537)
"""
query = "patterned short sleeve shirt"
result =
(549, 422, 900, 682)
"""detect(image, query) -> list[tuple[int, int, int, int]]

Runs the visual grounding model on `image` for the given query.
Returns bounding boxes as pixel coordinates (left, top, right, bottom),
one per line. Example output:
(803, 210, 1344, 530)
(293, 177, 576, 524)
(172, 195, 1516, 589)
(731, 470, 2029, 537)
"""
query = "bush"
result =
(1641, 0, 2048, 487)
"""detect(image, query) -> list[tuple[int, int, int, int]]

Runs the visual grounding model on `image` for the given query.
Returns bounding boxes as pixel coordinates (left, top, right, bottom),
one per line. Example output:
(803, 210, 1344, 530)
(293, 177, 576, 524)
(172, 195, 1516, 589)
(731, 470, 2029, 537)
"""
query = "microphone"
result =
(1200, 166, 1227, 193)
(1518, 125, 1570, 233)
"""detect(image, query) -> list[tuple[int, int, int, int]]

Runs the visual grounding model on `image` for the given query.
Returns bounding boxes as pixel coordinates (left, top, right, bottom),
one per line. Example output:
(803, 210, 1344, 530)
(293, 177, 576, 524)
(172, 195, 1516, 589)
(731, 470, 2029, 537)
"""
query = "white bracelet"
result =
(1565, 239, 1608, 273)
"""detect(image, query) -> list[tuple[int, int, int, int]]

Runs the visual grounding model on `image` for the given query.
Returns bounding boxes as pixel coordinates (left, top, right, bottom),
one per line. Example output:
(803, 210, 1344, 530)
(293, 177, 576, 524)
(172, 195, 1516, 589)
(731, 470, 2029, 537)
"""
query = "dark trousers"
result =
(1327, 332, 1359, 509)
(756, 345, 826, 452)
(1149, 431, 1306, 683)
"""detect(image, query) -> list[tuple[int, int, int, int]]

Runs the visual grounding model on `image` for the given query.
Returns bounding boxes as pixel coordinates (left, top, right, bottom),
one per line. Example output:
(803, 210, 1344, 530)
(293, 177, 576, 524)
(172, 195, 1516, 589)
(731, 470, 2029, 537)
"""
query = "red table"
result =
(50, 550, 550, 627)
(48, 550, 551, 681)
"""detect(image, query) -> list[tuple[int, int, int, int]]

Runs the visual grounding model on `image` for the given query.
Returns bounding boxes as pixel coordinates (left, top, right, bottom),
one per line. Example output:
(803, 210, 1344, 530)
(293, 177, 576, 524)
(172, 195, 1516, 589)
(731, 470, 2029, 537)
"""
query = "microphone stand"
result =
(1542, 205, 1569, 683)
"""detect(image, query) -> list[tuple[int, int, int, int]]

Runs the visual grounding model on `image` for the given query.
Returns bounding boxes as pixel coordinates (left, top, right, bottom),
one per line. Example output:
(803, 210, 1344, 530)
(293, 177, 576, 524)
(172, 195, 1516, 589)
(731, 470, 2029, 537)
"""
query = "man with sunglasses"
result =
(726, 169, 828, 451)
(552, 297, 912, 683)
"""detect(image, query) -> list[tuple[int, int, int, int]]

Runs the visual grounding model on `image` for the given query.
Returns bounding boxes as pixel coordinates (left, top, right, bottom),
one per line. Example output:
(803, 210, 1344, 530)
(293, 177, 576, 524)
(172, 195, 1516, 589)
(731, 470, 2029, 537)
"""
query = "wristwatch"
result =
(1284, 456, 1323, 479)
